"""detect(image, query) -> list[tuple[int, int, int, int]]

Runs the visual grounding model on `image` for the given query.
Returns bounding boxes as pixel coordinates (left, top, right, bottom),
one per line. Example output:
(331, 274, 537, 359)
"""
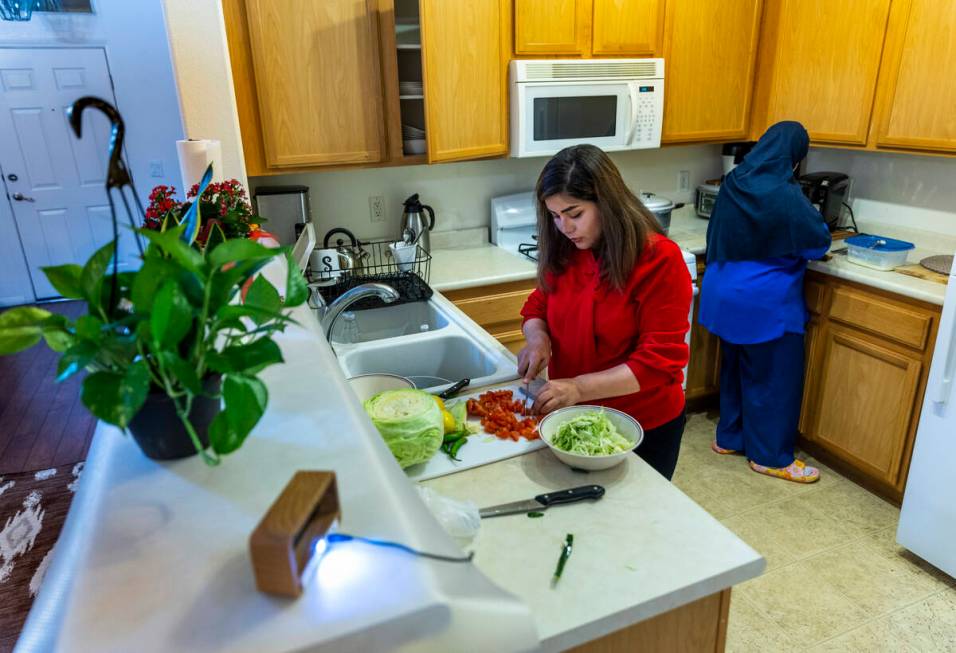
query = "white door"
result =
(0, 47, 139, 300)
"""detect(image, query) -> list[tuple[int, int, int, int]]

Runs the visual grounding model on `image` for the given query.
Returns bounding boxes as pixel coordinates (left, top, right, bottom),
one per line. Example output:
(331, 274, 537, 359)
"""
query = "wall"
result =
(0, 0, 185, 305)
(250, 144, 723, 243)
(807, 147, 956, 237)
(162, 0, 247, 185)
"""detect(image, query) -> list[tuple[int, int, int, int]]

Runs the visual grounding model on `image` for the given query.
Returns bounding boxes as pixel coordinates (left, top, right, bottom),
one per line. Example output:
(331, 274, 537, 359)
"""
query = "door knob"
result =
(12, 193, 35, 202)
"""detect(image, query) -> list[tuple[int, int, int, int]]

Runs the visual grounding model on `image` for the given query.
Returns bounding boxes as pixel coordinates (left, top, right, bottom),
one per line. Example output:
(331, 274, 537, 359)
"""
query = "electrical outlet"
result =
(678, 170, 691, 193)
(369, 195, 386, 223)
(149, 160, 164, 178)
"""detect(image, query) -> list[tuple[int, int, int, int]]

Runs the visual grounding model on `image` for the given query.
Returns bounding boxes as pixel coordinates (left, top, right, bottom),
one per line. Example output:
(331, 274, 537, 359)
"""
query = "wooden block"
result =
(249, 471, 340, 597)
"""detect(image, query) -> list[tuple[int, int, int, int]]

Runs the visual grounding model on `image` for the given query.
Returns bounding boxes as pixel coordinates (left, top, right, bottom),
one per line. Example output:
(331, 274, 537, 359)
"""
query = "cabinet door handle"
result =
(12, 193, 35, 202)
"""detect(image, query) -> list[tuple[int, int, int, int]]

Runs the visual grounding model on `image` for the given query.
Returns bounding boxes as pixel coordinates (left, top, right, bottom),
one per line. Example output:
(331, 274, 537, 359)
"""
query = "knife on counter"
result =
(478, 484, 605, 518)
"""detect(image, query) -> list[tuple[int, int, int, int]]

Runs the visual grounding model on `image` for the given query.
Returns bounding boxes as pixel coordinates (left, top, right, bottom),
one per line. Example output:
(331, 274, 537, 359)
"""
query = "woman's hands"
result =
(532, 378, 583, 415)
(517, 319, 551, 383)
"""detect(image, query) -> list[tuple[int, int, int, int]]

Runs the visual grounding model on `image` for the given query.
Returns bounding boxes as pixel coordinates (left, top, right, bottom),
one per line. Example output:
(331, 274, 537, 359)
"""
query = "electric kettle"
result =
(400, 194, 435, 253)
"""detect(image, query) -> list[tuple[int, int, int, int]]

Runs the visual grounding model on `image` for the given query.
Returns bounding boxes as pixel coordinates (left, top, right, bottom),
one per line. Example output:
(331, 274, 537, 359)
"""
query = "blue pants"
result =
(716, 333, 805, 468)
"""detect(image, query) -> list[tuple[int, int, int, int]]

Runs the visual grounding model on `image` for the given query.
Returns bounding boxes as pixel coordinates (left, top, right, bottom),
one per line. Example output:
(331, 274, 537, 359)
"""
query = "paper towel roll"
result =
(176, 139, 224, 194)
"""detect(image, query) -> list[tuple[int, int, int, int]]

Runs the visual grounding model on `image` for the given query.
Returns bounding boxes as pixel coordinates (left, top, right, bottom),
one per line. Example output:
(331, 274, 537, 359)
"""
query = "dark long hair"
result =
(535, 145, 663, 291)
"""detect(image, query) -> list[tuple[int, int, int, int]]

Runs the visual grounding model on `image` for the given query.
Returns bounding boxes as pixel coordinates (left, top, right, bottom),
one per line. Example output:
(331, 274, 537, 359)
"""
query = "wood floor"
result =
(0, 301, 96, 475)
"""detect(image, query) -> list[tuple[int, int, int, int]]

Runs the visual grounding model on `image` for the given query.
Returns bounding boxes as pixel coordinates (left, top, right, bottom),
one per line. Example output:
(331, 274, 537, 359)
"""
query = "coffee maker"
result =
(798, 172, 851, 231)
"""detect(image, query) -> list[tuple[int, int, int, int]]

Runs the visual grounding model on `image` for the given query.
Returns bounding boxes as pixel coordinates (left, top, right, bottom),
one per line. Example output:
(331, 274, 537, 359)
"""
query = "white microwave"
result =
(510, 58, 665, 158)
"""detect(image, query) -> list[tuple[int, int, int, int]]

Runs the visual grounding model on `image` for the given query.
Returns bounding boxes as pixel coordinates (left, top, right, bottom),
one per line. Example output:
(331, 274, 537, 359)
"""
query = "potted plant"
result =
(0, 224, 307, 465)
(144, 178, 269, 245)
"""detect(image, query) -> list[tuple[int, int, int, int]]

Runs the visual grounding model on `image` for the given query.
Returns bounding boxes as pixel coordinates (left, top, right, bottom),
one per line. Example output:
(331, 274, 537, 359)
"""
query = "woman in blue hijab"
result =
(700, 121, 831, 483)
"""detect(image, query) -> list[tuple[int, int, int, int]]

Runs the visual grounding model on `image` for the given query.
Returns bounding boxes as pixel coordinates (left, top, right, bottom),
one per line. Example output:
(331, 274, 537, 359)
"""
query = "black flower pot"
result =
(128, 376, 222, 460)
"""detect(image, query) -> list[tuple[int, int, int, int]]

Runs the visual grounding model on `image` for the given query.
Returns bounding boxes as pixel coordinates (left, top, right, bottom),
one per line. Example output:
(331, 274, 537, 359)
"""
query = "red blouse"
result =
(520, 234, 692, 431)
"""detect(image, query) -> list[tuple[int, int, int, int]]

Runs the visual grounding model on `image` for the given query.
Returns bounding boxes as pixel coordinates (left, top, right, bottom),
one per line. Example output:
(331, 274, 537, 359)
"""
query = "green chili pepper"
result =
(449, 437, 467, 461)
(527, 511, 544, 518)
(552, 533, 574, 586)
(442, 431, 466, 445)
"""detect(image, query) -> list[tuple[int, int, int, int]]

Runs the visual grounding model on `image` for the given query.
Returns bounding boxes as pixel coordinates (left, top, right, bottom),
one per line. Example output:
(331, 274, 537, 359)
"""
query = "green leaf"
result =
(0, 307, 55, 354)
(284, 251, 308, 307)
(80, 361, 150, 429)
(206, 338, 283, 375)
(41, 264, 84, 299)
(158, 352, 202, 396)
(57, 340, 100, 382)
(131, 256, 175, 312)
(207, 238, 278, 270)
(139, 227, 204, 275)
(75, 315, 104, 341)
(243, 275, 281, 324)
(151, 280, 192, 348)
(42, 329, 74, 353)
(204, 221, 227, 252)
(208, 375, 267, 455)
(80, 240, 116, 307)
(216, 304, 297, 326)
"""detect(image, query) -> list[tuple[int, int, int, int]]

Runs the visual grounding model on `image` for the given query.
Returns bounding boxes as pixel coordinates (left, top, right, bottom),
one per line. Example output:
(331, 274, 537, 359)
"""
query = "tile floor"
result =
(674, 412, 956, 653)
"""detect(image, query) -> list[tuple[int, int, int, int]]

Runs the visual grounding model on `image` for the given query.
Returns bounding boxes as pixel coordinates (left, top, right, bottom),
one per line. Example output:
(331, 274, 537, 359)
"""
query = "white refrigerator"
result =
(897, 253, 956, 578)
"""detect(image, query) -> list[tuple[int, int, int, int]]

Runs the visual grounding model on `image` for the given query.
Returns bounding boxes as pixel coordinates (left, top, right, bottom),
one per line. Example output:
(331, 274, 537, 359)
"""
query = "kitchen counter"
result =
(424, 449, 764, 651)
(427, 208, 950, 306)
(19, 258, 765, 652)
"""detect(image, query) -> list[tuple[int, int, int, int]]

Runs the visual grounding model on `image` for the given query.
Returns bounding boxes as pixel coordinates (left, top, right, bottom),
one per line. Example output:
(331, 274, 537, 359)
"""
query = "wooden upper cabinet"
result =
(751, 0, 892, 145)
(243, 0, 386, 168)
(420, 0, 510, 163)
(872, 0, 956, 153)
(661, 0, 762, 142)
(514, 0, 590, 55)
(592, 0, 664, 56)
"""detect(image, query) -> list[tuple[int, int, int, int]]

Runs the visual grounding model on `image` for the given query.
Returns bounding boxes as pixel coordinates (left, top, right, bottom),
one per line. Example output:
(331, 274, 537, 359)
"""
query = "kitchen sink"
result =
(331, 293, 520, 393)
(339, 334, 497, 387)
(329, 301, 449, 344)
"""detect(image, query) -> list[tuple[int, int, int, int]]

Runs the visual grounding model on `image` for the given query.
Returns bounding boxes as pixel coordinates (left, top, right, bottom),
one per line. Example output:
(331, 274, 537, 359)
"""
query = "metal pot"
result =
(639, 192, 679, 234)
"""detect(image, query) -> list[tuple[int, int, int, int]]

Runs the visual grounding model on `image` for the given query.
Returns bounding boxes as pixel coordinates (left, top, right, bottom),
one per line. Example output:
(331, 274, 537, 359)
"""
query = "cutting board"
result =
(895, 264, 950, 285)
(405, 383, 546, 482)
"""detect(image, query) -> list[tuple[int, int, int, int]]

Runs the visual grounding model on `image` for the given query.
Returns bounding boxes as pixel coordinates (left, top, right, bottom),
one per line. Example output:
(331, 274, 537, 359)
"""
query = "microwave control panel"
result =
(632, 83, 663, 147)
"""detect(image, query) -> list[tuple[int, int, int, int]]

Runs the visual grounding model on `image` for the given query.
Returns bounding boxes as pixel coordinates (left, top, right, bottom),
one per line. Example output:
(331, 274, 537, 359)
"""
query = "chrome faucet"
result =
(313, 282, 400, 342)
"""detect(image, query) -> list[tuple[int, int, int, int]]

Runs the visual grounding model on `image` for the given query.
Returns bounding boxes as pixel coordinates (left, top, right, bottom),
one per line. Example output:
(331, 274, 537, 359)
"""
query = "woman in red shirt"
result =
(519, 145, 693, 479)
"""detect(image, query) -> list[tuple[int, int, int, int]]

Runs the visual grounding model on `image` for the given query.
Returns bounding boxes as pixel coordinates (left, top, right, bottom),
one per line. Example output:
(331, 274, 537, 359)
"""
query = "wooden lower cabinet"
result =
(442, 278, 537, 355)
(686, 264, 721, 403)
(798, 273, 940, 502)
(568, 589, 731, 653)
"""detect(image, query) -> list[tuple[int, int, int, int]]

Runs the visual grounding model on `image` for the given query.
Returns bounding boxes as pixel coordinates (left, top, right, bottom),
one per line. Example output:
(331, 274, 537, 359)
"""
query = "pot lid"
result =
(639, 192, 674, 212)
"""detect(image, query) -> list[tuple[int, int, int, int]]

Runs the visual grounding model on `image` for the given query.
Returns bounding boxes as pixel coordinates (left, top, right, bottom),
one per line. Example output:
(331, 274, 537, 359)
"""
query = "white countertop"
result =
(424, 449, 764, 652)
(19, 257, 767, 653)
(429, 245, 537, 292)
(428, 207, 950, 306)
(17, 265, 538, 653)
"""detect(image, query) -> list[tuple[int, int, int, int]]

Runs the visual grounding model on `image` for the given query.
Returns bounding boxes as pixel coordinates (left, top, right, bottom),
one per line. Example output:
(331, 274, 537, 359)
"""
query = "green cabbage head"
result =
(364, 389, 444, 468)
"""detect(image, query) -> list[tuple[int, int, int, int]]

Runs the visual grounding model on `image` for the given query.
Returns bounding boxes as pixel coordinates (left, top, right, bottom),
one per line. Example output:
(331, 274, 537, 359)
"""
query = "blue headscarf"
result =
(706, 121, 830, 263)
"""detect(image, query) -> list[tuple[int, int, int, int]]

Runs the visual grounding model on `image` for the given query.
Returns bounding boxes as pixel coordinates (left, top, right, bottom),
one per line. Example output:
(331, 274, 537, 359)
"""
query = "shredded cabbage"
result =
(364, 389, 444, 468)
(550, 410, 634, 456)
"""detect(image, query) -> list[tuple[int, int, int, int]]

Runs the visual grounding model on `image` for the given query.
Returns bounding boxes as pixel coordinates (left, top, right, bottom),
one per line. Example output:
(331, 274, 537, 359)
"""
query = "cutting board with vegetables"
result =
(405, 383, 547, 482)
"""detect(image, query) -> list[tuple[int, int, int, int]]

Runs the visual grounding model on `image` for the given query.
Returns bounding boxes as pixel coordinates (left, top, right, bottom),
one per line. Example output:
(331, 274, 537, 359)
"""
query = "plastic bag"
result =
(417, 486, 481, 543)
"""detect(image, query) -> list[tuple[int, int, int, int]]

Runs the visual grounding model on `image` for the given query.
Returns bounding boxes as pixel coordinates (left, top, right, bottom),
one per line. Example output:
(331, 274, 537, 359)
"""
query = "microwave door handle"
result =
(626, 82, 639, 144)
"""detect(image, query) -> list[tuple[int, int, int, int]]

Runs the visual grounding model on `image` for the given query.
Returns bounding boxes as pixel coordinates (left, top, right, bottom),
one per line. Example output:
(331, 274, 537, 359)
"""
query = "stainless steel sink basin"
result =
(329, 301, 449, 344)
(339, 334, 498, 389)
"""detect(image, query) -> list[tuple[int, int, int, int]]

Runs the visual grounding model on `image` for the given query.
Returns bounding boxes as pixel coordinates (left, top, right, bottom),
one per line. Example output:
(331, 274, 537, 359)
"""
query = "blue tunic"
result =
(699, 242, 830, 345)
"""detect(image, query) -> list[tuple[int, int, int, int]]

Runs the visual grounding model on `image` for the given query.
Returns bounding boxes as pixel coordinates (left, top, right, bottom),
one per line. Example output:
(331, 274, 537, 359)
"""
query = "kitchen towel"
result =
(176, 139, 223, 193)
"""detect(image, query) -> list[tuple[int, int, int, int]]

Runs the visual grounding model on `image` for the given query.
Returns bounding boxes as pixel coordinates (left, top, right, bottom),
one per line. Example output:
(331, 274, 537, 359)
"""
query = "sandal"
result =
(749, 459, 820, 483)
(711, 441, 741, 455)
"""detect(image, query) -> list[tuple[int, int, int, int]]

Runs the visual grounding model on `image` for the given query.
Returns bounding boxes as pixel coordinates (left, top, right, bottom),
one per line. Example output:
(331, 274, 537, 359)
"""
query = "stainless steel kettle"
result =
(400, 194, 435, 253)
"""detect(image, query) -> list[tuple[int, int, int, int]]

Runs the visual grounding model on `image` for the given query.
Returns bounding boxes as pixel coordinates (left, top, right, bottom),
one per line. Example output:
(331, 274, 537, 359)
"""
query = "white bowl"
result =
(347, 373, 414, 402)
(404, 138, 426, 155)
(537, 405, 643, 471)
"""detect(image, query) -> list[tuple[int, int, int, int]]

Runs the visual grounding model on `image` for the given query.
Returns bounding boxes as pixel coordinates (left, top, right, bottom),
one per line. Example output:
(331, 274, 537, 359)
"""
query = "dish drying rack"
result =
(309, 238, 432, 311)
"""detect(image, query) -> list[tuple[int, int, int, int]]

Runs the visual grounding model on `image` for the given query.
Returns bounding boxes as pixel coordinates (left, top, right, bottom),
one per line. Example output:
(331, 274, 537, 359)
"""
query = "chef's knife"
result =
(517, 378, 546, 403)
(479, 484, 605, 519)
